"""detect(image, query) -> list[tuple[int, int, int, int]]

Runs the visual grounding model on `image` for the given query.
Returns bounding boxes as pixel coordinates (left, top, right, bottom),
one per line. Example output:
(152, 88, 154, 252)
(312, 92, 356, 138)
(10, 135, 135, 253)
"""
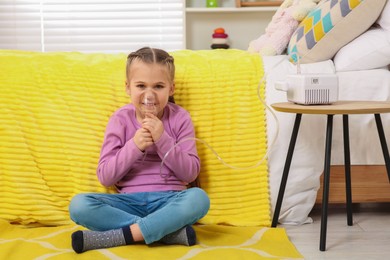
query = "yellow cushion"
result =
(0, 49, 269, 227)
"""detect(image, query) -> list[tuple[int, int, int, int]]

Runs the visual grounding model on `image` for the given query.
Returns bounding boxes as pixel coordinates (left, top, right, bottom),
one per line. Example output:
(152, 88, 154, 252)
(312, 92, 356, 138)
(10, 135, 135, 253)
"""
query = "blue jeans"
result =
(68, 188, 210, 244)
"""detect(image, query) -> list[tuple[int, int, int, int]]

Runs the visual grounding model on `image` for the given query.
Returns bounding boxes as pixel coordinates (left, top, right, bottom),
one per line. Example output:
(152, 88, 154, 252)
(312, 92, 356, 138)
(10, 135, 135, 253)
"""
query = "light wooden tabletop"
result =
(271, 101, 390, 115)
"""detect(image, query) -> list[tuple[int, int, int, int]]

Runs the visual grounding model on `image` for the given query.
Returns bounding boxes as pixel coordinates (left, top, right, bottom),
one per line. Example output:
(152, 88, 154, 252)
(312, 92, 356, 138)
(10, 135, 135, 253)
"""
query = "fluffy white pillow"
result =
(334, 27, 390, 71)
(377, 0, 390, 30)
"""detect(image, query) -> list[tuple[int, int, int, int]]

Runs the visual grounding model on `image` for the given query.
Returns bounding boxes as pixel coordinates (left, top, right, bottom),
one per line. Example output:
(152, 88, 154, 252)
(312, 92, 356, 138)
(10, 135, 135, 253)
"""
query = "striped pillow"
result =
(288, 0, 387, 64)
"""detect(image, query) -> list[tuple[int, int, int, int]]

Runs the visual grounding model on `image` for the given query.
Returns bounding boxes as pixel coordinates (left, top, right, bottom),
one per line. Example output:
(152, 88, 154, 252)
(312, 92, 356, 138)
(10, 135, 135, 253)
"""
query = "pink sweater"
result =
(97, 103, 200, 193)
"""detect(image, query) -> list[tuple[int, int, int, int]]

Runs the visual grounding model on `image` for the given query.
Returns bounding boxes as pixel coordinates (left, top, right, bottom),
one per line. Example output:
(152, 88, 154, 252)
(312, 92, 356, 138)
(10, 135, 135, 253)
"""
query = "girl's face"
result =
(125, 60, 174, 121)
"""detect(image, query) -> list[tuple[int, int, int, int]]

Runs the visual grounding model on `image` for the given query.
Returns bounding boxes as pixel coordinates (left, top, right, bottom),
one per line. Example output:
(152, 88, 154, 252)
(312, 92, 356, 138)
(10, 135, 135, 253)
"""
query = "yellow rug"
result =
(0, 220, 303, 259)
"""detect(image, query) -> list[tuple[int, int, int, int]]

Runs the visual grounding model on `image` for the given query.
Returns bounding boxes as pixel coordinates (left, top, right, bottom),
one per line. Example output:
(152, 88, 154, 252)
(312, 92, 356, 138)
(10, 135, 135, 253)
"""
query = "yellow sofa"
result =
(0, 49, 302, 259)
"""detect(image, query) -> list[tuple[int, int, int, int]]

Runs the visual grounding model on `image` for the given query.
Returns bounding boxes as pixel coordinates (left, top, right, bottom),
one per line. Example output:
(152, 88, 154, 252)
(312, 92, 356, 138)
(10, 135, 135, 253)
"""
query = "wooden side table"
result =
(270, 101, 390, 251)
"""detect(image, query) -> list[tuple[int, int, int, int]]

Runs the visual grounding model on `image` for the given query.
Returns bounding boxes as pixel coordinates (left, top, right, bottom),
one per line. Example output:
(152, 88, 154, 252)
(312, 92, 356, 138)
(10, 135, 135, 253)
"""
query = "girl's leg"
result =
(69, 188, 209, 253)
(139, 187, 210, 244)
(69, 192, 148, 253)
(69, 193, 148, 231)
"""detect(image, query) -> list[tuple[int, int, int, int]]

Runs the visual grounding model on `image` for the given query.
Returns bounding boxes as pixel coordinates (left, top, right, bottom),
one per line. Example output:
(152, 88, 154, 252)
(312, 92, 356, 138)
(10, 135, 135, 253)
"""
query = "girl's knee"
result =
(68, 193, 91, 223)
(187, 188, 210, 216)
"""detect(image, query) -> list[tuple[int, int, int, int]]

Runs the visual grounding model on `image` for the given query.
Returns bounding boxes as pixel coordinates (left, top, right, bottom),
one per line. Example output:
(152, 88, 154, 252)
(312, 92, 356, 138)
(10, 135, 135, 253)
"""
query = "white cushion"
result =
(334, 27, 390, 71)
(377, 0, 390, 30)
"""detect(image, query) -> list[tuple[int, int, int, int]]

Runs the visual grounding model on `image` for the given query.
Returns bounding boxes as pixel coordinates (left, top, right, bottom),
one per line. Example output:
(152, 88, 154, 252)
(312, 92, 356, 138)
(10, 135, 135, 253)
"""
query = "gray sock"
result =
(72, 226, 133, 253)
(160, 225, 196, 246)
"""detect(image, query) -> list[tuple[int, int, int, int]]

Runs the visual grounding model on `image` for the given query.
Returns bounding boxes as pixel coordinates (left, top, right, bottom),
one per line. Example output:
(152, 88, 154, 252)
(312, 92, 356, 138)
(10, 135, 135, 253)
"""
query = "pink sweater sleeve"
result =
(154, 115, 200, 183)
(96, 115, 143, 187)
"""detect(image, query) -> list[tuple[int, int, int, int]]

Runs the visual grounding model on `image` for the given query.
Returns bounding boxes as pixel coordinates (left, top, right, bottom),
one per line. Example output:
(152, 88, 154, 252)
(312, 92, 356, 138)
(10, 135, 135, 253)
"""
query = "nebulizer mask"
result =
(141, 90, 158, 116)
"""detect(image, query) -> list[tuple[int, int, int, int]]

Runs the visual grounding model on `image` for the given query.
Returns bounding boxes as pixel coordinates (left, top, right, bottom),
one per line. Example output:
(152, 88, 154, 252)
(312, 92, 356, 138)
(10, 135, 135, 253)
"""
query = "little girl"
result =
(69, 47, 210, 253)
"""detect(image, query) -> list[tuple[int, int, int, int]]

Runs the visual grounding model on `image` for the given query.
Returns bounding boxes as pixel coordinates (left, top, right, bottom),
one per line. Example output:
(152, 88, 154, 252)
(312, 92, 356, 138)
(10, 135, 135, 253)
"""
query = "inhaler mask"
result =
(141, 91, 157, 116)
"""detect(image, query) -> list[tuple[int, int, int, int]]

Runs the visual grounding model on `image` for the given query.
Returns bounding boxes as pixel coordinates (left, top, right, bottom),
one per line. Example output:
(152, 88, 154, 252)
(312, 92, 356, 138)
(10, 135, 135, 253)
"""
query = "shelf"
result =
(236, 1, 283, 7)
(186, 0, 276, 50)
(186, 7, 279, 13)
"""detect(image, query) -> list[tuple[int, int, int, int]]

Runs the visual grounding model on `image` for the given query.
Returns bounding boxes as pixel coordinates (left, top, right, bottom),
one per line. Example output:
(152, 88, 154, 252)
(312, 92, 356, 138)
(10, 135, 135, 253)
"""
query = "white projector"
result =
(275, 74, 338, 105)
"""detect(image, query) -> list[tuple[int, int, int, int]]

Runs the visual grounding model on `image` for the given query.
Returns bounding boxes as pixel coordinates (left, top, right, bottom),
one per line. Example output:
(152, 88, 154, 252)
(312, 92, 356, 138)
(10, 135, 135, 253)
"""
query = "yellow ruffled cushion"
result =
(0, 49, 269, 227)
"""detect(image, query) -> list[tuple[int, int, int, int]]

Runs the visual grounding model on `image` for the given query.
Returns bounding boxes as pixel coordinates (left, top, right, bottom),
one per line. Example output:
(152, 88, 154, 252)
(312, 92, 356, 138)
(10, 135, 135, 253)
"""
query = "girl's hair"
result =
(126, 47, 175, 103)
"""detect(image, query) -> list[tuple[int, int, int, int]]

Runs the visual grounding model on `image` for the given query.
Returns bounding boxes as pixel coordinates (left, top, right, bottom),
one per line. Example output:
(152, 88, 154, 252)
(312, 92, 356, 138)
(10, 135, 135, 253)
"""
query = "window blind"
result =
(0, 0, 185, 53)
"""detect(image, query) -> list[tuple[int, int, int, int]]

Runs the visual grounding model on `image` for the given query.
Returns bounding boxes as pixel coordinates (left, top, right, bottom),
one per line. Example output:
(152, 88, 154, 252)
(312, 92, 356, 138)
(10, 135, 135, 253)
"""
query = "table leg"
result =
(320, 114, 333, 251)
(342, 115, 353, 226)
(271, 113, 302, 227)
(374, 114, 390, 182)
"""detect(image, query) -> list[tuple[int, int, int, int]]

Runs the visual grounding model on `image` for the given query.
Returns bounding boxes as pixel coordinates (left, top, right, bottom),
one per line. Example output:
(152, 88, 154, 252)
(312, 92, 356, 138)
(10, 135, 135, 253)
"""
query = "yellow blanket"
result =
(0, 220, 303, 259)
(0, 49, 269, 227)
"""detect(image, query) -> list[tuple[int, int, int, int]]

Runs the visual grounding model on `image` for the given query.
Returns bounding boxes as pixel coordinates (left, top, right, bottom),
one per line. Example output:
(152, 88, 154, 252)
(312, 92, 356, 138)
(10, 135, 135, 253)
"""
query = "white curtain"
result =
(0, 0, 185, 53)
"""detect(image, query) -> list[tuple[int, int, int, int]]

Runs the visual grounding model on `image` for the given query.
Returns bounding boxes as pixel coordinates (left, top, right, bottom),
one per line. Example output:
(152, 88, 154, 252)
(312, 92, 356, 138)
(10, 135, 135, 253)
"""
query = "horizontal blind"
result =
(0, 0, 185, 53)
(0, 1, 42, 51)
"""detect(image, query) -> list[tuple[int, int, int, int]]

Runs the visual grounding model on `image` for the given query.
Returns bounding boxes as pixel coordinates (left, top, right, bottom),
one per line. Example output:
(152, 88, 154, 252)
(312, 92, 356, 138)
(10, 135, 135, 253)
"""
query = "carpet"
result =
(0, 220, 303, 259)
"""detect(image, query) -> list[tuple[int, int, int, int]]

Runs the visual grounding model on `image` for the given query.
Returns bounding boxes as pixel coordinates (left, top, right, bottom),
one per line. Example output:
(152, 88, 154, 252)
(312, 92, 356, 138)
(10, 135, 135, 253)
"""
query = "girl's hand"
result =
(142, 113, 164, 142)
(133, 128, 154, 151)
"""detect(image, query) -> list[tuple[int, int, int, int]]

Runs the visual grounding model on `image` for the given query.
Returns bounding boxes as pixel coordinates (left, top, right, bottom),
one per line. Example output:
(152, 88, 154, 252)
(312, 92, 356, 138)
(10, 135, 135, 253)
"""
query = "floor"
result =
(282, 203, 390, 260)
